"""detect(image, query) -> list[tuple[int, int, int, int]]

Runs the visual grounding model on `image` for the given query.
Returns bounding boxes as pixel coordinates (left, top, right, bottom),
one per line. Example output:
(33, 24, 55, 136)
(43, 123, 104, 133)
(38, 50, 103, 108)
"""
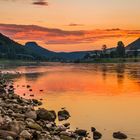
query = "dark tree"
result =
(102, 44, 107, 58)
(116, 41, 125, 58)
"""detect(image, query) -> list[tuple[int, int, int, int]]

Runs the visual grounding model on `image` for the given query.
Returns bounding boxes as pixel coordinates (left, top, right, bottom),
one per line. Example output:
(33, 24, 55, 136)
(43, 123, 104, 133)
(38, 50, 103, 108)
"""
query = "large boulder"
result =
(113, 131, 127, 139)
(91, 127, 102, 139)
(8, 121, 25, 134)
(0, 130, 18, 139)
(93, 131, 102, 139)
(75, 129, 87, 137)
(58, 109, 70, 121)
(36, 108, 56, 122)
(26, 121, 43, 131)
(25, 110, 37, 120)
(20, 130, 32, 139)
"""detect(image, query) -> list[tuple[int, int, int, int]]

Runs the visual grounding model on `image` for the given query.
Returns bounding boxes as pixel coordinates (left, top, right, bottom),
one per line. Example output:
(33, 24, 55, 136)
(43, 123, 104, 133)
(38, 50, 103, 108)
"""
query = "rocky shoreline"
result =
(0, 74, 128, 140)
(0, 74, 91, 140)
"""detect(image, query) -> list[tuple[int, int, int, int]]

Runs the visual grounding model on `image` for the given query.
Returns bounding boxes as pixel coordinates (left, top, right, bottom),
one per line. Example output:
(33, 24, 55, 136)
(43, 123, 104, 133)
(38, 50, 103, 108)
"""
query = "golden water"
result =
(3, 63, 140, 140)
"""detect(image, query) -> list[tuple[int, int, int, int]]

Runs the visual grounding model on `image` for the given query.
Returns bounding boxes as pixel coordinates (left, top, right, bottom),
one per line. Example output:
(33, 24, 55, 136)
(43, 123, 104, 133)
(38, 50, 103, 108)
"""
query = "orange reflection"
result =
(10, 63, 140, 139)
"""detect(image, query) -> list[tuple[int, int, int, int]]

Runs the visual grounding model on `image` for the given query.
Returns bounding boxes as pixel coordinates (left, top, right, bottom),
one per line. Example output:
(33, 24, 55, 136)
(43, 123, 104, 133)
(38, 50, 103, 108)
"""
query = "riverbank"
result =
(77, 57, 140, 63)
(1, 58, 140, 66)
(0, 59, 42, 67)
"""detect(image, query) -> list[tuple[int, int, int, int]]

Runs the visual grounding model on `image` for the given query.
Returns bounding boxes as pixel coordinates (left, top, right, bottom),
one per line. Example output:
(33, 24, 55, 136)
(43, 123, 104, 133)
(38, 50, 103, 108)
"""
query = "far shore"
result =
(0, 58, 140, 67)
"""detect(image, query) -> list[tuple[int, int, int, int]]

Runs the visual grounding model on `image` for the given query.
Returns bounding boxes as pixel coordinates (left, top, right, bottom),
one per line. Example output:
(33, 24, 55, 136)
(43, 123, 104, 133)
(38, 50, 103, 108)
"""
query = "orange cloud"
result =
(32, 0, 48, 6)
(67, 23, 84, 27)
(0, 23, 140, 46)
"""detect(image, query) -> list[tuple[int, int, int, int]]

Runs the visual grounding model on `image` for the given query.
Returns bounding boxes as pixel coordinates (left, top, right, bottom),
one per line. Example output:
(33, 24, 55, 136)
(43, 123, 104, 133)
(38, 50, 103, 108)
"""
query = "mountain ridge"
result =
(0, 33, 94, 60)
(126, 38, 140, 50)
(0, 33, 140, 61)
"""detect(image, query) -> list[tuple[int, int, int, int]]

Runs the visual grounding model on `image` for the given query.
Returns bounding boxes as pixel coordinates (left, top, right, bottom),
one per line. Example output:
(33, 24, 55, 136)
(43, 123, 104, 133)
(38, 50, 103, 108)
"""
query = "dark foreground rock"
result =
(58, 109, 71, 121)
(113, 131, 128, 139)
(75, 129, 87, 137)
(36, 108, 56, 122)
(91, 127, 102, 140)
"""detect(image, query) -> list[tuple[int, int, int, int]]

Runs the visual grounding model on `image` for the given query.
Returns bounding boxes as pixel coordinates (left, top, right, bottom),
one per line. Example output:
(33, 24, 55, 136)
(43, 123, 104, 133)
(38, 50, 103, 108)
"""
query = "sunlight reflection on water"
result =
(1, 63, 140, 140)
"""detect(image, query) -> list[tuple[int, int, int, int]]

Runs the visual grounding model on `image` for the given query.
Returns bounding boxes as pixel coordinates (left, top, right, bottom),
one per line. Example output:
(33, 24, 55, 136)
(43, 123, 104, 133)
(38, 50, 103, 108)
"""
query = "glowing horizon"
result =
(0, 0, 140, 51)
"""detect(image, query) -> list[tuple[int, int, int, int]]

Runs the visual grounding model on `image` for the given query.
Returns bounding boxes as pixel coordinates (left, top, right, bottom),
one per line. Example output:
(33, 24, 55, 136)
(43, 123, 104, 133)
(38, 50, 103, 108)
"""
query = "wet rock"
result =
(25, 110, 37, 120)
(8, 121, 25, 134)
(4, 116, 12, 123)
(30, 94, 34, 97)
(12, 113, 25, 119)
(46, 123, 53, 129)
(63, 123, 70, 128)
(59, 131, 71, 137)
(113, 131, 127, 139)
(0, 86, 6, 93)
(36, 108, 56, 122)
(32, 99, 42, 106)
(58, 109, 70, 121)
(55, 125, 67, 132)
(6, 136, 14, 140)
(93, 131, 102, 139)
(26, 85, 31, 88)
(0, 130, 17, 139)
(20, 130, 32, 139)
(27, 121, 43, 131)
(26, 118, 35, 123)
(75, 129, 87, 137)
(29, 89, 32, 92)
(91, 127, 102, 140)
(91, 127, 96, 132)
(60, 135, 75, 140)
(0, 115, 4, 124)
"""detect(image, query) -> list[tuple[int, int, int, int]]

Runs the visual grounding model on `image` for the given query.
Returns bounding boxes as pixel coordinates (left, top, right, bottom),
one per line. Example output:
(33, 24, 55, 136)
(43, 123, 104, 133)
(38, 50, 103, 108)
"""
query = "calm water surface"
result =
(1, 63, 140, 140)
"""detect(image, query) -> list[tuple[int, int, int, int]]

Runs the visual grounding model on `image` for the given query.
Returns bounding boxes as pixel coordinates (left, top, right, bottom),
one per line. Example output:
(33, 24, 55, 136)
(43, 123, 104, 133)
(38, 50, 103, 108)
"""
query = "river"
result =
(1, 62, 140, 140)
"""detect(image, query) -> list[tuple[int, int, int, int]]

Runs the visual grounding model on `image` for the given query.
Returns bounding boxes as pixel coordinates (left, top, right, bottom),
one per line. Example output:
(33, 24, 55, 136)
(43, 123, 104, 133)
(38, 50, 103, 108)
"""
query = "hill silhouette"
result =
(0, 33, 29, 59)
(126, 38, 140, 50)
(0, 33, 94, 61)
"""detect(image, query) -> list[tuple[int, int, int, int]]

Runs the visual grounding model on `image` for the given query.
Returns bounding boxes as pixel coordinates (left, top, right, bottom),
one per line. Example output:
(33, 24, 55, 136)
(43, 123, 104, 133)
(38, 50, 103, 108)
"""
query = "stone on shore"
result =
(58, 109, 70, 121)
(8, 121, 25, 134)
(113, 131, 127, 139)
(75, 129, 87, 137)
(91, 127, 102, 140)
(20, 130, 32, 139)
(6, 136, 14, 140)
(26, 121, 43, 131)
(36, 108, 56, 122)
(25, 110, 37, 120)
(0, 130, 17, 139)
(63, 122, 70, 128)
(60, 135, 75, 140)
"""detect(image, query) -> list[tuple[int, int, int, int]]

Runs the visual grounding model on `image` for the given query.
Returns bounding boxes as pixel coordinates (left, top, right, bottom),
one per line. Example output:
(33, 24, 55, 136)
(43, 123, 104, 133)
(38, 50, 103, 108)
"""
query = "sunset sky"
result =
(0, 0, 140, 52)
